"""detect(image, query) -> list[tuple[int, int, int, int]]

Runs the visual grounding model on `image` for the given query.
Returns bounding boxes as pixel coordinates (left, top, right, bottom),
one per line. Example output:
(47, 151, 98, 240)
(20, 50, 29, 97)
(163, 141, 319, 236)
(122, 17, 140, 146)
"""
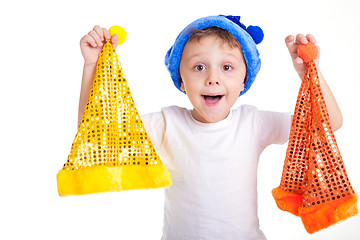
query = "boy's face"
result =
(179, 36, 246, 123)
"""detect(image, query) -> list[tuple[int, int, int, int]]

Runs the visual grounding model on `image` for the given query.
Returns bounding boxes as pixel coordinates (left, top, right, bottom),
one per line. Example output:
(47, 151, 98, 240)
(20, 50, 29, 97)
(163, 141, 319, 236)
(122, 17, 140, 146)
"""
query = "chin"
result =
(203, 112, 228, 123)
(192, 103, 231, 123)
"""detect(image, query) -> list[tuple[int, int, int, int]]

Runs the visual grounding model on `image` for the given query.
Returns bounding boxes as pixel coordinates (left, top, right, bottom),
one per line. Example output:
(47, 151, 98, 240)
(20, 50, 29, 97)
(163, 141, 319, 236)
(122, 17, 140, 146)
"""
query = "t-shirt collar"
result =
(186, 109, 234, 129)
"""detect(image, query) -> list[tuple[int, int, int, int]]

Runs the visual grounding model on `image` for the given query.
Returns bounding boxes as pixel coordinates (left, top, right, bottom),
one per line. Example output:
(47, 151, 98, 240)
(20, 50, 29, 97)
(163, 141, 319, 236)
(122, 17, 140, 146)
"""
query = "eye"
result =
(194, 64, 205, 71)
(222, 65, 233, 71)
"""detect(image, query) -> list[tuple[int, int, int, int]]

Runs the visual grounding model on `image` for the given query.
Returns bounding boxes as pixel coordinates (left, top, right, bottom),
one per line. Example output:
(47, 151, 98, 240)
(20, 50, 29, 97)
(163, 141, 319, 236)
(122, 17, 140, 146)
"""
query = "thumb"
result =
(111, 34, 119, 50)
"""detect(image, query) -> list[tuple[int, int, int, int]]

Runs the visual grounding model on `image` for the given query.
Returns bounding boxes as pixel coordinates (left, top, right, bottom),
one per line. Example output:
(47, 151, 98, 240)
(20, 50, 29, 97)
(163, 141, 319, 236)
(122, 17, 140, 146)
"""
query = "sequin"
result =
(278, 61, 356, 207)
(272, 59, 358, 233)
(57, 41, 172, 196)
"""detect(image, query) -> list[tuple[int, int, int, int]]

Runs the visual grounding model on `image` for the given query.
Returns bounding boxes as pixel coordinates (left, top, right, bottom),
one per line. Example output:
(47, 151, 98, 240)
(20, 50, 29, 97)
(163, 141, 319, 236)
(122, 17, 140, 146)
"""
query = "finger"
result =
(111, 34, 119, 49)
(295, 34, 308, 45)
(295, 57, 304, 65)
(306, 34, 317, 44)
(80, 34, 97, 48)
(93, 26, 104, 46)
(103, 28, 111, 40)
(285, 35, 299, 60)
(88, 30, 103, 47)
(285, 35, 296, 52)
(285, 35, 295, 47)
(93, 25, 105, 41)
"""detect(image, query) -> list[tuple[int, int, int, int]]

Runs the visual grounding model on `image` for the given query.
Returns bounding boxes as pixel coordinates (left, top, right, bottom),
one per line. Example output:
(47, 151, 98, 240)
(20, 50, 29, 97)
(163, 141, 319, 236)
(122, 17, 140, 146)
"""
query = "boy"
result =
(78, 15, 342, 240)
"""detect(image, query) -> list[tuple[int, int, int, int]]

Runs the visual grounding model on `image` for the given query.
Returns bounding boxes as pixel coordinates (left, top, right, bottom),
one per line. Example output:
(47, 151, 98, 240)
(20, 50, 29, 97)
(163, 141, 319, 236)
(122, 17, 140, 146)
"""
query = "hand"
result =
(285, 34, 320, 78)
(80, 25, 119, 66)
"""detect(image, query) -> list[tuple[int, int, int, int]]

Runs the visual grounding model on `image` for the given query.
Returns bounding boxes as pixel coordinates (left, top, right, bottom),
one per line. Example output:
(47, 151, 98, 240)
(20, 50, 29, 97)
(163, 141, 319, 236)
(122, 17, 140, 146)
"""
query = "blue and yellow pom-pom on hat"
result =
(165, 15, 264, 96)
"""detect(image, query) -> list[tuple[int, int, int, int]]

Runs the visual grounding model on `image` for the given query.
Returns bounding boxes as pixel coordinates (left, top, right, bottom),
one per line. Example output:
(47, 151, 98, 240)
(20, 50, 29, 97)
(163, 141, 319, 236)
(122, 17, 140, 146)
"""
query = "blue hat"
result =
(164, 15, 264, 96)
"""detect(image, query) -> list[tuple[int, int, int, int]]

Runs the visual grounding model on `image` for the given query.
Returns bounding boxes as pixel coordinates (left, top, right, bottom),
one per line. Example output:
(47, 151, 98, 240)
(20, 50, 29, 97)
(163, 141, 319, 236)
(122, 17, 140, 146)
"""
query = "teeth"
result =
(203, 95, 223, 103)
(203, 95, 223, 98)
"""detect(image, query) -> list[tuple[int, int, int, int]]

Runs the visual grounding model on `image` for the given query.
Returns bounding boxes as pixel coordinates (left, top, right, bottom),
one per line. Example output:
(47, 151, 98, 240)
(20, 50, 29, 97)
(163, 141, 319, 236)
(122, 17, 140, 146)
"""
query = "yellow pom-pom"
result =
(109, 26, 127, 45)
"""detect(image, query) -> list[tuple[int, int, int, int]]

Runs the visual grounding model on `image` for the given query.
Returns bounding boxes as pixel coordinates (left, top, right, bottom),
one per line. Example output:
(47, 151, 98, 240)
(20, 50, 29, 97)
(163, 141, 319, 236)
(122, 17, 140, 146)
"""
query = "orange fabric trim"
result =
(299, 194, 358, 234)
(273, 54, 358, 233)
(272, 187, 302, 216)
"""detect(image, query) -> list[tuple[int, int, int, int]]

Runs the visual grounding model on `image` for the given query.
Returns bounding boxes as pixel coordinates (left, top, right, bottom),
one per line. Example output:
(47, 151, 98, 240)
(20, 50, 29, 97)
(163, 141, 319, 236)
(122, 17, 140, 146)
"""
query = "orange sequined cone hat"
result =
(272, 42, 358, 233)
(57, 27, 172, 197)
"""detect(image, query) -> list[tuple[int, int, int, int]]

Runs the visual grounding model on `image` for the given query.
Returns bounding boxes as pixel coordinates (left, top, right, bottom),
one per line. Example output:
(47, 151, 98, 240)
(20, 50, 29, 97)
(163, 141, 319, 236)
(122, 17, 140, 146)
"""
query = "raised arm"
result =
(78, 26, 118, 127)
(285, 34, 342, 131)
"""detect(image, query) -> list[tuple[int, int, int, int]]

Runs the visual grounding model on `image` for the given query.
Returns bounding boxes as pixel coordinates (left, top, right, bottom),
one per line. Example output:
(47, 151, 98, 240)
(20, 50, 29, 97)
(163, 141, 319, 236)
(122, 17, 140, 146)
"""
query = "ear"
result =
(180, 80, 186, 92)
(239, 79, 245, 92)
(239, 85, 245, 93)
(240, 75, 247, 92)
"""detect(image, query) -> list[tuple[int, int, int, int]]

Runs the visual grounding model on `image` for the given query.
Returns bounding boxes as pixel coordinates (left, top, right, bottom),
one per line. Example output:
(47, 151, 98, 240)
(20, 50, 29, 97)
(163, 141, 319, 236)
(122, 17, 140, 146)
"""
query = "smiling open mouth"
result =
(202, 95, 224, 105)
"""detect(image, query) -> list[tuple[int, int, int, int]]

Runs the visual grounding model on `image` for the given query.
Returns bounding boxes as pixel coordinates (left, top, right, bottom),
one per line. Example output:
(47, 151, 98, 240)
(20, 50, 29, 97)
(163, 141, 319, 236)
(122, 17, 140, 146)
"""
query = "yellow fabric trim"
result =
(57, 41, 172, 196)
(57, 165, 172, 197)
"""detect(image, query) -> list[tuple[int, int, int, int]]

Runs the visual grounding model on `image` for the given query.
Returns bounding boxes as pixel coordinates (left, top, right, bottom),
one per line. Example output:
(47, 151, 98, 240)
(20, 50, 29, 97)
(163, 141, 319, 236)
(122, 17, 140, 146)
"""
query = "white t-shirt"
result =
(141, 105, 291, 240)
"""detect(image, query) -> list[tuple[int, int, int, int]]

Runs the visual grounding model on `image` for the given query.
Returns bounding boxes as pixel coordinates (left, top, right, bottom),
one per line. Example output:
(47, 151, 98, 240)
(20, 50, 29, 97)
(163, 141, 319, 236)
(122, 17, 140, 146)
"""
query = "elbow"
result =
(333, 122, 342, 132)
(332, 114, 343, 132)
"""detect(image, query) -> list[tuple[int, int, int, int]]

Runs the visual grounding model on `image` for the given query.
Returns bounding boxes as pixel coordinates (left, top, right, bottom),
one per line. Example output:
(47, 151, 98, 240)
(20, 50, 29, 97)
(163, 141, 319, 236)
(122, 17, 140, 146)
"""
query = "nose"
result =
(205, 69, 220, 86)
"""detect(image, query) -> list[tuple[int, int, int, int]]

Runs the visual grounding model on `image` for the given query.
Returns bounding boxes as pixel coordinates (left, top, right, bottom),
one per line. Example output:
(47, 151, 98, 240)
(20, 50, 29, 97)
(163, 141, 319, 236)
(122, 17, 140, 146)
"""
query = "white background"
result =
(1, 0, 359, 239)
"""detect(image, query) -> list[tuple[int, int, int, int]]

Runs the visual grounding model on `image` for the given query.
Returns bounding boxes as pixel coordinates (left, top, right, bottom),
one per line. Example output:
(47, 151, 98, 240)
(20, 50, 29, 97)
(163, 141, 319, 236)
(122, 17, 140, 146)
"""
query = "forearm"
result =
(318, 71, 343, 131)
(78, 63, 97, 127)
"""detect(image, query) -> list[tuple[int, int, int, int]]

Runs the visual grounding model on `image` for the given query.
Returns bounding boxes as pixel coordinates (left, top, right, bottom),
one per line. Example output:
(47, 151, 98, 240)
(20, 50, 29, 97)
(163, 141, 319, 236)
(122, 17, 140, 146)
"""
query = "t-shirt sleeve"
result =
(140, 111, 166, 153)
(254, 109, 292, 148)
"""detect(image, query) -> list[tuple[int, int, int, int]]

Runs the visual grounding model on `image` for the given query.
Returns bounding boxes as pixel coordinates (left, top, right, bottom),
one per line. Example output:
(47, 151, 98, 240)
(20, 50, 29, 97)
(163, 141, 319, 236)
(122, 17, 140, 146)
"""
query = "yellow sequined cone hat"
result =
(272, 43, 358, 233)
(57, 27, 172, 196)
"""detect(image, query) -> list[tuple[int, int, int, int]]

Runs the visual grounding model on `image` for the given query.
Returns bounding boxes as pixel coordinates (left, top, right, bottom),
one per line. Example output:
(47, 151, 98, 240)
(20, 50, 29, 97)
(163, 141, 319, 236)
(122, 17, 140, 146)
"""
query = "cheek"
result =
(184, 81, 200, 95)
(228, 71, 246, 87)
(180, 72, 202, 91)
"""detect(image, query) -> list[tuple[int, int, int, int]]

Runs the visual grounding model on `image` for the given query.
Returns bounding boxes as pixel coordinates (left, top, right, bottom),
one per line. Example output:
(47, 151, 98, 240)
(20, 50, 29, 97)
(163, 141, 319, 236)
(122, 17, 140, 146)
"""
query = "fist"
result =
(80, 25, 119, 65)
(285, 34, 320, 78)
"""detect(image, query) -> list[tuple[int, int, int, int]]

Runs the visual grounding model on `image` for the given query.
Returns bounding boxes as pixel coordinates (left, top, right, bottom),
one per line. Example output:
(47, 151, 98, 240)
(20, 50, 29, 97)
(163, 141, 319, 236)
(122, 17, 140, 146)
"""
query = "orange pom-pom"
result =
(297, 42, 318, 62)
